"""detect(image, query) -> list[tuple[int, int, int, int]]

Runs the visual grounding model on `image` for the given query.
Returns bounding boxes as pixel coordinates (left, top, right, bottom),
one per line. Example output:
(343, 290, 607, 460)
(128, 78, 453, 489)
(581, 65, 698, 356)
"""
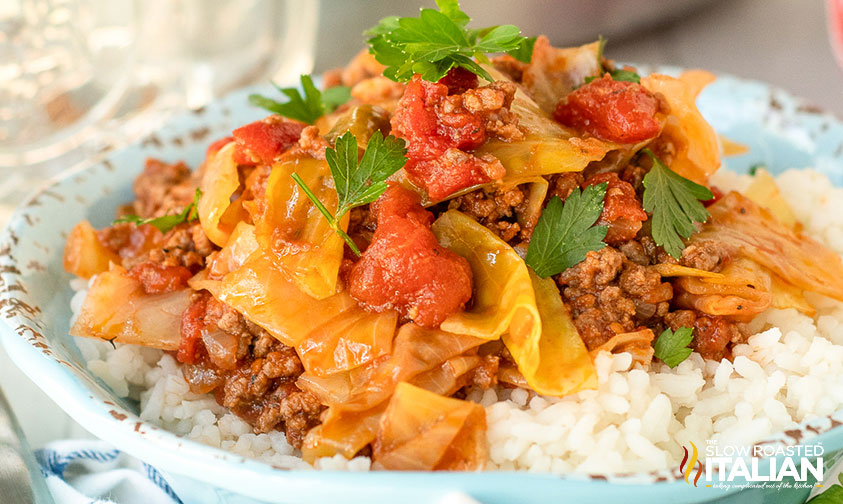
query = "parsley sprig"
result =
(654, 326, 694, 368)
(585, 69, 641, 84)
(249, 75, 351, 125)
(525, 183, 609, 278)
(586, 37, 641, 84)
(291, 130, 407, 256)
(642, 149, 713, 259)
(114, 188, 203, 234)
(366, 0, 535, 83)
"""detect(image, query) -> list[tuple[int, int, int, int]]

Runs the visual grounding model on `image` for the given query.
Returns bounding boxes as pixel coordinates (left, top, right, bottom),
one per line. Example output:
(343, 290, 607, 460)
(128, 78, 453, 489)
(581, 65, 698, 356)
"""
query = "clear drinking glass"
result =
(0, 0, 318, 221)
(0, 0, 319, 168)
(130, 0, 318, 111)
(0, 0, 136, 167)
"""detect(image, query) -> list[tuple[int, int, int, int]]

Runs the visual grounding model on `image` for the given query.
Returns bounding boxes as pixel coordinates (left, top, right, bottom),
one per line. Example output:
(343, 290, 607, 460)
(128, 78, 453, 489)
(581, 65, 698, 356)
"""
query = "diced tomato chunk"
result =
(128, 261, 193, 294)
(348, 184, 473, 327)
(391, 75, 505, 200)
(554, 75, 660, 144)
(178, 292, 209, 364)
(583, 173, 648, 243)
(437, 66, 479, 95)
(206, 136, 234, 156)
(231, 117, 305, 166)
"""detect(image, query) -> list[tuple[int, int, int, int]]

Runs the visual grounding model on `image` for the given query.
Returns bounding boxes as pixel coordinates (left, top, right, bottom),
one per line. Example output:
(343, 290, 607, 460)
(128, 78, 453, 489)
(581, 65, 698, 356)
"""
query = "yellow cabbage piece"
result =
(505, 271, 596, 397)
(63, 220, 121, 279)
(372, 382, 487, 471)
(476, 135, 615, 181)
(204, 221, 259, 279)
(432, 210, 540, 342)
(409, 355, 482, 397)
(71, 266, 191, 350)
(301, 324, 484, 461)
(431, 210, 596, 397)
(296, 309, 398, 377)
(515, 177, 549, 233)
(192, 220, 398, 376)
(589, 329, 656, 367)
(193, 253, 398, 379)
(743, 168, 798, 231)
(520, 36, 602, 113)
(652, 263, 725, 279)
(641, 71, 720, 184)
(691, 191, 843, 303)
(255, 155, 347, 300)
(673, 258, 772, 322)
(198, 142, 245, 247)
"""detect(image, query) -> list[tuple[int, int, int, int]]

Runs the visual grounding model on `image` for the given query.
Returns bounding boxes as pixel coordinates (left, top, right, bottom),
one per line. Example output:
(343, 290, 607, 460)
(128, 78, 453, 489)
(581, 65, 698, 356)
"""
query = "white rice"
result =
(71, 168, 843, 474)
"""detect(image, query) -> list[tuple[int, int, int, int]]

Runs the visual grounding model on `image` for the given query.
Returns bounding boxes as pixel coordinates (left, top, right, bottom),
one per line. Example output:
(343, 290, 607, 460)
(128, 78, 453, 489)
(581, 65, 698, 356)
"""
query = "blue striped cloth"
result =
(34, 440, 181, 504)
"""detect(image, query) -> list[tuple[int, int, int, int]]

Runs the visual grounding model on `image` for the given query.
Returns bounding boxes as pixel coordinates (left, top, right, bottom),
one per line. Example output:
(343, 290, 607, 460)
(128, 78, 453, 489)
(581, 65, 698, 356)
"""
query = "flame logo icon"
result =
(679, 441, 704, 486)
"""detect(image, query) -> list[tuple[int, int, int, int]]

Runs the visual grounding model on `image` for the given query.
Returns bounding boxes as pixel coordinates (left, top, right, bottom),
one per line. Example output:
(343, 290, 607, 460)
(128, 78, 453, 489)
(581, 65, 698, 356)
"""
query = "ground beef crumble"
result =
(132, 158, 197, 219)
(444, 184, 529, 242)
(97, 159, 218, 271)
(182, 294, 325, 448)
(555, 238, 746, 359)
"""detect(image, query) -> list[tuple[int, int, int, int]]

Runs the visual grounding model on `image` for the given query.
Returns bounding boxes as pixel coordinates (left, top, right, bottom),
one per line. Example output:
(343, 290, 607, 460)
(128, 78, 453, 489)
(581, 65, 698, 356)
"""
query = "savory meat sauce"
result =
(63, 6, 843, 471)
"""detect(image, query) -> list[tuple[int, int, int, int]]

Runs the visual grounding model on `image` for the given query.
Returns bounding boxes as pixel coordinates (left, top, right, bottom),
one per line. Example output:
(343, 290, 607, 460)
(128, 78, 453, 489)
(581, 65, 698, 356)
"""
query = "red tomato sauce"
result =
(128, 261, 194, 295)
(583, 172, 647, 243)
(390, 75, 503, 200)
(348, 184, 473, 327)
(232, 117, 306, 166)
(177, 292, 209, 364)
(554, 75, 660, 144)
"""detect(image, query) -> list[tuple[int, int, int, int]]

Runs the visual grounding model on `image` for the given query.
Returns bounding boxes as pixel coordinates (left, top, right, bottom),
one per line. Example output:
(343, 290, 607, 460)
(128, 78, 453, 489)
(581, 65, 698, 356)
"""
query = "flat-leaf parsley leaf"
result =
(642, 149, 713, 259)
(114, 188, 202, 234)
(654, 326, 694, 368)
(525, 183, 608, 278)
(366, 0, 533, 83)
(249, 75, 351, 125)
(291, 131, 407, 256)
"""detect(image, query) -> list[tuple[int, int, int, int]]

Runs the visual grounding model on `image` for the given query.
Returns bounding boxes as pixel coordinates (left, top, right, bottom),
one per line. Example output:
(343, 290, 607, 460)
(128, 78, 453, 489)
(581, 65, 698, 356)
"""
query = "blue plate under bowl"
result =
(1, 71, 843, 504)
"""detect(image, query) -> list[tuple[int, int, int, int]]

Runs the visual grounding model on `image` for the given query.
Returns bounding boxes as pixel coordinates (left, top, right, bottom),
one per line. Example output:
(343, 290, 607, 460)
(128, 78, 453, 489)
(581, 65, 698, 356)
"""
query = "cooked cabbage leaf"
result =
(503, 271, 596, 396)
(71, 266, 191, 350)
(256, 155, 347, 299)
(198, 142, 246, 247)
(640, 71, 720, 185)
(432, 210, 541, 343)
(373, 382, 487, 471)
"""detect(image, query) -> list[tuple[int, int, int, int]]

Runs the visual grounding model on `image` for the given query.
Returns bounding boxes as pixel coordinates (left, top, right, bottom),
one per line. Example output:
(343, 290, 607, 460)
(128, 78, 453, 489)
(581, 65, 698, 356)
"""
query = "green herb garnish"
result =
(249, 75, 351, 125)
(366, 0, 533, 83)
(291, 130, 407, 256)
(608, 69, 641, 83)
(596, 35, 607, 65)
(584, 69, 641, 85)
(748, 163, 766, 176)
(805, 473, 843, 503)
(654, 326, 694, 368)
(642, 149, 713, 259)
(114, 188, 203, 234)
(589, 36, 641, 83)
(525, 183, 609, 278)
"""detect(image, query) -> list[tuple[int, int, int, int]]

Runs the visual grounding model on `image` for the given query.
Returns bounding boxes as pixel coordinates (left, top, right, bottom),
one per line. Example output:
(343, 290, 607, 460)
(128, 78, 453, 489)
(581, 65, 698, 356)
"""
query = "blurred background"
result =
(0, 0, 842, 448)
